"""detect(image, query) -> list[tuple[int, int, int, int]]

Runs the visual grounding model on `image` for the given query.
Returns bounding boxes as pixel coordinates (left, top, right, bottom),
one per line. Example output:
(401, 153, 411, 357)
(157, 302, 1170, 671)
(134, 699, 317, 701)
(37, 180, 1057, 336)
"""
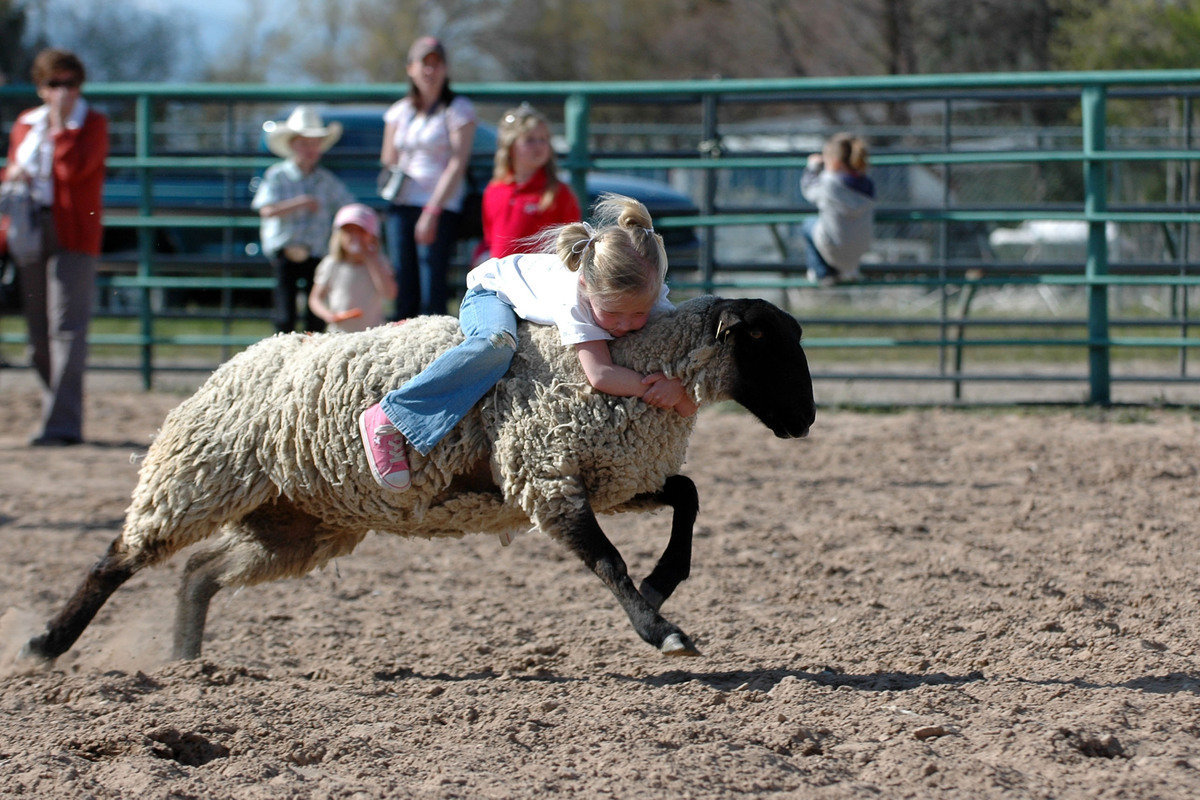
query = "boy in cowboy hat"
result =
(252, 105, 355, 333)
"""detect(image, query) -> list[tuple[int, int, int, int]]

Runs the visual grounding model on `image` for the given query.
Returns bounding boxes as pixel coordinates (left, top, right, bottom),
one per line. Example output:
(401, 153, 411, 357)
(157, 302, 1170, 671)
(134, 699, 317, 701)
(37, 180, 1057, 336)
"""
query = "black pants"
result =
(268, 251, 326, 334)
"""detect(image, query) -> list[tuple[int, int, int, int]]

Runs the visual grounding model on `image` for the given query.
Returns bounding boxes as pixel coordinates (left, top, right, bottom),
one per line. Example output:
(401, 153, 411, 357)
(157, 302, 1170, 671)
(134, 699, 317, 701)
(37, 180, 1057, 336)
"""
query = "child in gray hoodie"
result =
(801, 133, 875, 285)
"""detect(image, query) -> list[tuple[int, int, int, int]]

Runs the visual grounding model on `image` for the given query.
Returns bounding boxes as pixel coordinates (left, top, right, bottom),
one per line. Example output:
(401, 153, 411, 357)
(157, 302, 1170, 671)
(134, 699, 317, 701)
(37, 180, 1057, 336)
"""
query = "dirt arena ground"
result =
(1, 371, 1200, 799)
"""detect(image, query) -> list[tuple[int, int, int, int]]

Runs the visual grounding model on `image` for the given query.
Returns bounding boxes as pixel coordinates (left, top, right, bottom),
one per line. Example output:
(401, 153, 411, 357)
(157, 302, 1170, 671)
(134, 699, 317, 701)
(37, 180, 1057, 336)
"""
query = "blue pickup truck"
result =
(101, 107, 699, 269)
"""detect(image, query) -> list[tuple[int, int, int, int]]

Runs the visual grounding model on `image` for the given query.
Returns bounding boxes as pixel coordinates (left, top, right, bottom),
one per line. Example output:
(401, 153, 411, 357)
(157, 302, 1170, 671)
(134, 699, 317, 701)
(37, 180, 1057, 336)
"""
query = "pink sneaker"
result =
(358, 403, 411, 490)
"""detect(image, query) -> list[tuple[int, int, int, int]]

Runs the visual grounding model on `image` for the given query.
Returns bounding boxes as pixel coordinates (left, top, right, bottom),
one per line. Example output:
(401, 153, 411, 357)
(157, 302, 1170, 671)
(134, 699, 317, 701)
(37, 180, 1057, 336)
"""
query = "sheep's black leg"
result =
(173, 547, 227, 660)
(22, 536, 139, 661)
(637, 474, 698, 612)
(558, 504, 700, 657)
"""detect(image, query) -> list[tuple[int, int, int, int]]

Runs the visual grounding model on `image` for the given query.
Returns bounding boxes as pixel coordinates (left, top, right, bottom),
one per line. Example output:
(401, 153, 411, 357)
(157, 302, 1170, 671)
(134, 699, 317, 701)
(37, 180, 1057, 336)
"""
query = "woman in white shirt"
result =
(380, 36, 476, 318)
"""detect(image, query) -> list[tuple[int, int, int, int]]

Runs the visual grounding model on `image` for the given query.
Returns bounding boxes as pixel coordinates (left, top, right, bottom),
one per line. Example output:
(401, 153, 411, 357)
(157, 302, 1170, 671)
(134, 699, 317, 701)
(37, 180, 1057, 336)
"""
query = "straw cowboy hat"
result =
(263, 105, 343, 159)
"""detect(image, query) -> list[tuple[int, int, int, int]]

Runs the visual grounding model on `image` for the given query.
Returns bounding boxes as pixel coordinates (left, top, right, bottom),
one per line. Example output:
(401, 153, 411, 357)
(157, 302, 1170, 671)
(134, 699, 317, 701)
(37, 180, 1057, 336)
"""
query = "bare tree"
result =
(198, 0, 1083, 90)
(346, 0, 507, 82)
(31, 1, 201, 82)
(0, 0, 46, 86)
(204, 0, 288, 83)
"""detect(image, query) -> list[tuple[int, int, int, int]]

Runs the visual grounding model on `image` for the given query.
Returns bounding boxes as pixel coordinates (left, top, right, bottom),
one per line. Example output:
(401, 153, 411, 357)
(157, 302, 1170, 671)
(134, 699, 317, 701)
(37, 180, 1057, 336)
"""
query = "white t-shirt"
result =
(465, 253, 673, 345)
(383, 95, 476, 212)
(313, 256, 385, 333)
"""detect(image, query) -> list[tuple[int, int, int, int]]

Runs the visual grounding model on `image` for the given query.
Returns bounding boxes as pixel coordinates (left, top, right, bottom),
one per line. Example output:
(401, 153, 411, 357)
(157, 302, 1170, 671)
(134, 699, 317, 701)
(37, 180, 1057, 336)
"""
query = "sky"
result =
(51, 0, 246, 68)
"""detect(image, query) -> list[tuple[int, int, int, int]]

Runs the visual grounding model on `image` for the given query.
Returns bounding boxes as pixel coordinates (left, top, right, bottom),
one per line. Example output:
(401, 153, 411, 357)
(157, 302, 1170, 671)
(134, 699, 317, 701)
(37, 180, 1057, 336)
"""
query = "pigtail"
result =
(555, 222, 595, 273)
(827, 132, 870, 175)
(550, 194, 669, 306)
(848, 137, 870, 173)
(595, 193, 668, 284)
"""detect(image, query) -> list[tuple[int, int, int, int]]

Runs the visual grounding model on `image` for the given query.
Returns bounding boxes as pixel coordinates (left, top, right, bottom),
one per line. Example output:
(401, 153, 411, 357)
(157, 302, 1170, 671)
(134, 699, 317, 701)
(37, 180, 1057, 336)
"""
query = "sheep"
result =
(22, 295, 815, 664)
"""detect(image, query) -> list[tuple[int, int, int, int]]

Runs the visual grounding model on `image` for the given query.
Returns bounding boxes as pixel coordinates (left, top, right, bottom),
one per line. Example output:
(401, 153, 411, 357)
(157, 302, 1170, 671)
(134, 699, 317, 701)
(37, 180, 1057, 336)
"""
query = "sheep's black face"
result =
(714, 299, 815, 438)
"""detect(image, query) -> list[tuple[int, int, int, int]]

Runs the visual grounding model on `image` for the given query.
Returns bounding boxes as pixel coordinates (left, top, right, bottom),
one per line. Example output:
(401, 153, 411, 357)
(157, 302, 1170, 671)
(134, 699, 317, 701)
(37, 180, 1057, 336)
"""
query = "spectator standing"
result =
(252, 105, 354, 332)
(308, 203, 397, 333)
(479, 103, 581, 262)
(2, 48, 108, 446)
(800, 132, 875, 285)
(379, 36, 476, 318)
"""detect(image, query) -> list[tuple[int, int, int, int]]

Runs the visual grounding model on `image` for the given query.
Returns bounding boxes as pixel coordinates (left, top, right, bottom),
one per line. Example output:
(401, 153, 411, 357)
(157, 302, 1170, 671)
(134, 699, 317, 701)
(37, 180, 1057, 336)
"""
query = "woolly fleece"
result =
(119, 297, 731, 586)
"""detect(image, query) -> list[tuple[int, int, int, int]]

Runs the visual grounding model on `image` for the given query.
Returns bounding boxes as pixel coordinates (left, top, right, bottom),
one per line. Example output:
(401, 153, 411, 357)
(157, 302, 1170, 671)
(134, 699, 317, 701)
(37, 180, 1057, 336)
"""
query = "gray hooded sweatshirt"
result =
(801, 166, 876, 270)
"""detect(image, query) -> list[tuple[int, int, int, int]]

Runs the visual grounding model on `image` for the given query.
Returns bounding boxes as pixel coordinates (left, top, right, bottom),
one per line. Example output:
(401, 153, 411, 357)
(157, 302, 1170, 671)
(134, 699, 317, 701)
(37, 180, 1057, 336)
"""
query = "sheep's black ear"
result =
(715, 307, 744, 343)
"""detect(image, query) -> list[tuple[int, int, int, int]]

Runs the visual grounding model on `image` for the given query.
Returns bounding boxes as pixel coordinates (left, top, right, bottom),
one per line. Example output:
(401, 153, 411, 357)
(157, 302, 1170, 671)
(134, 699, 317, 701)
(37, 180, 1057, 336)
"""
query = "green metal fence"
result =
(2, 71, 1200, 404)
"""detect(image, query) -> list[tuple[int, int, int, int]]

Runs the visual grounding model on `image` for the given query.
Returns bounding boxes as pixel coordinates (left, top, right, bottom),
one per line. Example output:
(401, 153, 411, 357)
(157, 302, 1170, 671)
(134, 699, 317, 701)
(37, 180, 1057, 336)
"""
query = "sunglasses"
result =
(45, 79, 81, 89)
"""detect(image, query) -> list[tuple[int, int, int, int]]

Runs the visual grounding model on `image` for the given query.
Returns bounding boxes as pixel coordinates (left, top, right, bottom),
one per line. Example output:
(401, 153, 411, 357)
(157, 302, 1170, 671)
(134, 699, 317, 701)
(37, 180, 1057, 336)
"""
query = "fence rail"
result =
(3, 71, 1200, 403)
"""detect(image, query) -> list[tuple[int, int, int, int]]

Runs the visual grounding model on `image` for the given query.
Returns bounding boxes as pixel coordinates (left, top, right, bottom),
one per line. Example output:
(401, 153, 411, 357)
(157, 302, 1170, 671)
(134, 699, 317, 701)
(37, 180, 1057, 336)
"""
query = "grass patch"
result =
(1, 312, 274, 366)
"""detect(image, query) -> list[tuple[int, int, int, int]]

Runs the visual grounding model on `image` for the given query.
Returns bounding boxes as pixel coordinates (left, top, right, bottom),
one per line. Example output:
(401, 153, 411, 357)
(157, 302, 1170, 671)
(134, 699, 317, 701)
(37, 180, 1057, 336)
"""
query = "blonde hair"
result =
(327, 225, 376, 262)
(536, 193, 668, 307)
(492, 103, 563, 212)
(824, 132, 869, 174)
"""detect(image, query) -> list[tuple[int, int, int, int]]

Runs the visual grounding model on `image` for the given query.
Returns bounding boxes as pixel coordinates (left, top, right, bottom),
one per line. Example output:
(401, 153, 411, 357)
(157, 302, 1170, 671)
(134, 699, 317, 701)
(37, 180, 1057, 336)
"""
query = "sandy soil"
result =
(1, 374, 1200, 799)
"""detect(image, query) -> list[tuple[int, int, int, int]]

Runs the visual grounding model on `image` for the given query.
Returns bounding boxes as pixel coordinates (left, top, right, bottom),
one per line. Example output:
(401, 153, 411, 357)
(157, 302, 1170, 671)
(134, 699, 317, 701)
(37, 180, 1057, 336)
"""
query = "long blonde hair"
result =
(538, 193, 668, 307)
(492, 103, 563, 212)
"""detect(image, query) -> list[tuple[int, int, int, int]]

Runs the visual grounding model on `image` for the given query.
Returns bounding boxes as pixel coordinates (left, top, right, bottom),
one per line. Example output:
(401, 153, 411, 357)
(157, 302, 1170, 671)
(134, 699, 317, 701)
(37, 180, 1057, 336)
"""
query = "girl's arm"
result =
(308, 281, 335, 324)
(643, 373, 697, 417)
(258, 194, 317, 219)
(575, 340, 693, 416)
(366, 251, 398, 300)
(800, 155, 824, 202)
(380, 120, 398, 167)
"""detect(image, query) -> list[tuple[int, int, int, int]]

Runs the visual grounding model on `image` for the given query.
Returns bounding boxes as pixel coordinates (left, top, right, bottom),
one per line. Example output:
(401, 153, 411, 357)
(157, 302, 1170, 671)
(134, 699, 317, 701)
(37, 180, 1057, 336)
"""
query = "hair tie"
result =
(570, 223, 597, 255)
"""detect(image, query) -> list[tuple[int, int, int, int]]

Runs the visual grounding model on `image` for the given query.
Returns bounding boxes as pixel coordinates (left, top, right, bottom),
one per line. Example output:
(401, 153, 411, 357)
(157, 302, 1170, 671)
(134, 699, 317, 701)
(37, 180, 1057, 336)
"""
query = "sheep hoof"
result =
(14, 640, 54, 672)
(660, 633, 701, 657)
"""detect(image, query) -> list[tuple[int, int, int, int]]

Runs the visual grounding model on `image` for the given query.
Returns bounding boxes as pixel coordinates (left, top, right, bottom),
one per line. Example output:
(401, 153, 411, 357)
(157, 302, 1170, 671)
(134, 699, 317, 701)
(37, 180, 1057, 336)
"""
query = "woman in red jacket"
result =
(3, 48, 108, 446)
(479, 103, 580, 261)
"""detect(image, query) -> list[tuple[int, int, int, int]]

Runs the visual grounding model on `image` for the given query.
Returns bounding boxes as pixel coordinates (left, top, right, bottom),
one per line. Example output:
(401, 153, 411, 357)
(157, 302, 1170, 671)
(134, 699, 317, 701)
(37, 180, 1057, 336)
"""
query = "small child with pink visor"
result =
(308, 203, 398, 332)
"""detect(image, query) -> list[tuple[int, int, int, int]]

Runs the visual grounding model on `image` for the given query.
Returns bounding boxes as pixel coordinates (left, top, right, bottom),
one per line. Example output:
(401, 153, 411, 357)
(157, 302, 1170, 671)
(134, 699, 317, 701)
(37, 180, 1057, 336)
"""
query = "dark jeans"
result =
(268, 251, 326, 333)
(385, 204, 460, 319)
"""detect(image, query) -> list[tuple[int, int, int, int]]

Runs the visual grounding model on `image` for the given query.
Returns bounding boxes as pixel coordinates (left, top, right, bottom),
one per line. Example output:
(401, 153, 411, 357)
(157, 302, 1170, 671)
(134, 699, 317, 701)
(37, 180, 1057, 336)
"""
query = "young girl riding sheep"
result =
(359, 193, 697, 491)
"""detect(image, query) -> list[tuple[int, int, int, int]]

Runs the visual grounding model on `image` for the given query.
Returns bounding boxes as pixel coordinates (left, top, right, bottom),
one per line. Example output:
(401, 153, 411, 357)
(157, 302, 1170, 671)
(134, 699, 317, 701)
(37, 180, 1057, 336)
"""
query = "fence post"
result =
(136, 92, 154, 390)
(1082, 84, 1111, 405)
(564, 93, 590, 214)
(699, 92, 719, 296)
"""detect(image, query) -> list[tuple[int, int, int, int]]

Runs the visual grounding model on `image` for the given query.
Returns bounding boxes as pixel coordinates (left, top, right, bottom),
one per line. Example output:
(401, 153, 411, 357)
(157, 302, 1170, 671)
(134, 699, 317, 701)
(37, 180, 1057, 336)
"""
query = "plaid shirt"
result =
(251, 159, 354, 257)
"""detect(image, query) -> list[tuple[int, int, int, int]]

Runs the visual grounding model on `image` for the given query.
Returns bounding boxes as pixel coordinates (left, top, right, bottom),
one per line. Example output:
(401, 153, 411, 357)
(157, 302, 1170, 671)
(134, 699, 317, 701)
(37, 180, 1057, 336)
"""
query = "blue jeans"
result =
(801, 217, 835, 279)
(385, 204, 460, 318)
(380, 286, 518, 455)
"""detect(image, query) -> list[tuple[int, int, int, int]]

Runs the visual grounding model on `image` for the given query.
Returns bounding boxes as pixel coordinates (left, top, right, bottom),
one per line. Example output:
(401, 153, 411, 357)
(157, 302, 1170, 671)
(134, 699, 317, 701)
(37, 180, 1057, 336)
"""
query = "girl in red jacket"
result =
(3, 48, 109, 446)
(479, 103, 581, 261)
